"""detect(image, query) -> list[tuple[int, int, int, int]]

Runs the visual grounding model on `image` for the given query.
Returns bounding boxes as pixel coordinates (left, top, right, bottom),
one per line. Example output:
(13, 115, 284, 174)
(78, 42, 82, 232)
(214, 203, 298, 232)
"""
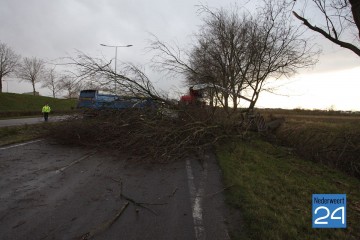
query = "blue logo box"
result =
(312, 194, 346, 228)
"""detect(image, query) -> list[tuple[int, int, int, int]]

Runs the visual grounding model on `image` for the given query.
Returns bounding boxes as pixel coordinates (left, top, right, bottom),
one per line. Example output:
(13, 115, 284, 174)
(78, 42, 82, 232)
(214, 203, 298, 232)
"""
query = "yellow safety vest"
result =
(42, 105, 51, 113)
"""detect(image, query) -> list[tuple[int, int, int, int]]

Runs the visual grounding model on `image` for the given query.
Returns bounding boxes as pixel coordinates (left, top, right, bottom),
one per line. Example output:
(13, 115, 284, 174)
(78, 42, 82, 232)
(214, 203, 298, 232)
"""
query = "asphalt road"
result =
(0, 140, 230, 240)
(0, 115, 69, 128)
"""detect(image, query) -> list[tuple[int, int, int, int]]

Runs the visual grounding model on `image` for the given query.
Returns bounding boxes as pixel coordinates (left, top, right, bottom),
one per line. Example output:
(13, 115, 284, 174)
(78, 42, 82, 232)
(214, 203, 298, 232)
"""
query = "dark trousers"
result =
(43, 112, 49, 122)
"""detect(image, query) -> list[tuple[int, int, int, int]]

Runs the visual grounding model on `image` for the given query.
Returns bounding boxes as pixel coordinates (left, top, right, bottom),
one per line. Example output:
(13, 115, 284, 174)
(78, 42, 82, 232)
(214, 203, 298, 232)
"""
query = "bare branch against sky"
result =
(0, 42, 20, 93)
(1, 0, 359, 110)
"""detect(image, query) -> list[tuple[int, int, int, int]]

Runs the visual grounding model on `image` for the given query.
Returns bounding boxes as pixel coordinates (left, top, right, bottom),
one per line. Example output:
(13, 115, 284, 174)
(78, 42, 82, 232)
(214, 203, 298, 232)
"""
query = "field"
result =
(269, 111, 360, 178)
(216, 111, 360, 239)
(0, 92, 77, 118)
(217, 139, 360, 240)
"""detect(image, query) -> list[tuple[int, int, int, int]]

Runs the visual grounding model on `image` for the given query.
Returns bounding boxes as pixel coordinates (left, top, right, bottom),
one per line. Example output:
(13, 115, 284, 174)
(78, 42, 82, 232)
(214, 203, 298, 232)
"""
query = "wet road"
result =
(0, 116, 69, 128)
(0, 140, 230, 240)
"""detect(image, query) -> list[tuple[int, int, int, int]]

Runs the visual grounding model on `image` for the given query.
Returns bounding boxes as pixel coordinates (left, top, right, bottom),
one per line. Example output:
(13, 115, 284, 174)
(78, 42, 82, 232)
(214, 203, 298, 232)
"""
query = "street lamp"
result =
(100, 43, 133, 94)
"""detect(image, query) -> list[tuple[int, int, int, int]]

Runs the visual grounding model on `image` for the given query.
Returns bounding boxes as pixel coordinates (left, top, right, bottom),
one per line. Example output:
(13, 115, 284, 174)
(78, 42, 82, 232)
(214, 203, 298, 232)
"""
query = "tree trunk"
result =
(32, 81, 36, 96)
(249, 92, 259, 110)
(209, 90, 214, 108)
(349, 0, 360, 39)
(224, 95, 229, 111)
(0, 76, 2, 93)
(249, 101, 255, 110)
(233, 96, 238, 111)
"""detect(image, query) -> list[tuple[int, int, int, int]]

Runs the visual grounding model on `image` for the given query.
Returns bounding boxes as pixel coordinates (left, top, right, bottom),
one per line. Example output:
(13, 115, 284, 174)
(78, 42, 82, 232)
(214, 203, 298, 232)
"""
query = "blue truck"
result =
(77, 90, 156, 110)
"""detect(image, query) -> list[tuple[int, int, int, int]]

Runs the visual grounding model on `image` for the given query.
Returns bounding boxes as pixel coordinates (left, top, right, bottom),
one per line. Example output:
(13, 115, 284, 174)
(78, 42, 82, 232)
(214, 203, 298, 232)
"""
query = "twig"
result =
(96, 160, 105, 168)
(205, 184, 235, 198)
(107, 176, 122, 183)
(120, 193, 158, 216)
(108, 176, 123, 200)
(79, 201, 129, 240)
(169, 187, 178, 197)
(137, 202, 168, 206)
(285, 169, 293, 179)
(12, 220, 26, 229)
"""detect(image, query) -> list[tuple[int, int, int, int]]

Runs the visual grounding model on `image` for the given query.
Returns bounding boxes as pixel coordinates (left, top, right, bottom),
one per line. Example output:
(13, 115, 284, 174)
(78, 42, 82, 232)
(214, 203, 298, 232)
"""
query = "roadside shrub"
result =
(276, 121, 360, 179)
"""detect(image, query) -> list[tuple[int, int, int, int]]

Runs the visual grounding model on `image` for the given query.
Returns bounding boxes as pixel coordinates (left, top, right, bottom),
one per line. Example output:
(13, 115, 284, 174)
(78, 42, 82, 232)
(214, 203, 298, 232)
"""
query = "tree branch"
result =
(293, 11, 360, 56)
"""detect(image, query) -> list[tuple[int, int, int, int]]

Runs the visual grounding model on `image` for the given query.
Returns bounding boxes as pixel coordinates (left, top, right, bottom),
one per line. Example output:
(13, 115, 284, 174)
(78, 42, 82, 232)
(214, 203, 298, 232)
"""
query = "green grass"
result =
(0, 92, 77, 117)
(0, 124, 50, 146)
(217, 139, 360, 240)
(276, 120, 360, 178)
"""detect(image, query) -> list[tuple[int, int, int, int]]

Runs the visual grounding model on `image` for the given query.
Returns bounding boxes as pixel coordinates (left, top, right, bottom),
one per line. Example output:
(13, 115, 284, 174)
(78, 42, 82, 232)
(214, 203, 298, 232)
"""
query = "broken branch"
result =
(79, 201, 129, 240)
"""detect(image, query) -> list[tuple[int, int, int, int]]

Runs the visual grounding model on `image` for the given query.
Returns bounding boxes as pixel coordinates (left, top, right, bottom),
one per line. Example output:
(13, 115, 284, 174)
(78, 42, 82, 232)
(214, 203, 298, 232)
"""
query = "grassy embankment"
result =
(217, 114, 360, 239)
(0, 92, 77, 146)
(0, 92, 77, 118)
(0, 124, 52, 146)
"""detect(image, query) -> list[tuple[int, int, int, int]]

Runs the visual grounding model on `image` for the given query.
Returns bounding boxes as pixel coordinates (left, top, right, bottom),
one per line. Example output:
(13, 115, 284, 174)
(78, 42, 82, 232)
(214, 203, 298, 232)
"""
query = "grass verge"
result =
(0, 92, 77, 118)
(0, 124, 49, 146)
(217, 138, 360, 240)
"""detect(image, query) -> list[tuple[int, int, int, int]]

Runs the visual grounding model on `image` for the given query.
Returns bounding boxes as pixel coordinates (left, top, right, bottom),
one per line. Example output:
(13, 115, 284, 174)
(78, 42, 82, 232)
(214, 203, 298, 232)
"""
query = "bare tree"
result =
(150, 2, 318, 112)
(291, 0, 360, 56)
(58, 74, 81, 99)
(17, 57, 45, 95)
(0, 42, 20, 93)
(187, 8, 253, 111)
(245, 0, 319, 109)
(41, 67, 63, 98)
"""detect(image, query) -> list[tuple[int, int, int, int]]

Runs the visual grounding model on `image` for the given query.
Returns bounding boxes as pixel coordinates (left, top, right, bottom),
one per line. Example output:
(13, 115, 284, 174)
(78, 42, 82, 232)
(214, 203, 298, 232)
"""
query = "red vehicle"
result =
(180, 83, 253, 106)
(180, 86, 205, 106)
(178, 84, 276, 132)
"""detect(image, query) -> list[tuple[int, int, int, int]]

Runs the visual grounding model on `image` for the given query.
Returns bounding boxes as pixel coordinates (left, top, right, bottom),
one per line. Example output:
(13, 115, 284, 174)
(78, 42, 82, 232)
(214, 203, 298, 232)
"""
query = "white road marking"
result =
(0, 139, 44, 151)
(186, 160, 208, 240)
(55, 152, 96, 173)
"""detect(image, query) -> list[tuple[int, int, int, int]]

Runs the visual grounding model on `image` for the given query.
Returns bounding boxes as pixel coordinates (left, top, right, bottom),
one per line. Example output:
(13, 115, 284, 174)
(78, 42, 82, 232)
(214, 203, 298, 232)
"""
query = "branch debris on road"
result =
(79, 201, 129, 240)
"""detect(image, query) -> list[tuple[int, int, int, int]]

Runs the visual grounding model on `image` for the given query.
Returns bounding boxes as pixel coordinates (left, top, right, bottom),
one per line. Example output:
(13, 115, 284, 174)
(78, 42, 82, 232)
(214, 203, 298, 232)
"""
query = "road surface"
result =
(0, 140, 230, 240)
(0, 116, 69, 128)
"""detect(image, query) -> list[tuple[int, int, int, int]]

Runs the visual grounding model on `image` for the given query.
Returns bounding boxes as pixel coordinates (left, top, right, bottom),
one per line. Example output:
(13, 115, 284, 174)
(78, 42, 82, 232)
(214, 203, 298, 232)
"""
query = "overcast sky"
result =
(1, 0, 360, 110)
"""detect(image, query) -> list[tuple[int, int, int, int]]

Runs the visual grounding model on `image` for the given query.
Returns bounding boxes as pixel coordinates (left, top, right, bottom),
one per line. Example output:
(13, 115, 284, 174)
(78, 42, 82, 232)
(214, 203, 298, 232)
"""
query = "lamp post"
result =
(100, 43, 133, 94)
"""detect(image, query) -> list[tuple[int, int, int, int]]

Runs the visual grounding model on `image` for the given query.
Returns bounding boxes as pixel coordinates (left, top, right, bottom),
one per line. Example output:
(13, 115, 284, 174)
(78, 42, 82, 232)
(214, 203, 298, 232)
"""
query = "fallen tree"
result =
(48, 107, 248, 163)
(48, 51, 284, 162)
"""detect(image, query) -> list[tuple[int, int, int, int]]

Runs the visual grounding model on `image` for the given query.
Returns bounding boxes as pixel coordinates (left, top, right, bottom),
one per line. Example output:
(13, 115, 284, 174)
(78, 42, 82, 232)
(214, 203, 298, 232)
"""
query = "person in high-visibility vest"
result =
(42, 103, 51, 122)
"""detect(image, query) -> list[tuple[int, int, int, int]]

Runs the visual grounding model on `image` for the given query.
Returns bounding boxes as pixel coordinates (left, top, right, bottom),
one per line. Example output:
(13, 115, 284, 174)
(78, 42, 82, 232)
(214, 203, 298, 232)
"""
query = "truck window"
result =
(79, 90, 97, 99)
